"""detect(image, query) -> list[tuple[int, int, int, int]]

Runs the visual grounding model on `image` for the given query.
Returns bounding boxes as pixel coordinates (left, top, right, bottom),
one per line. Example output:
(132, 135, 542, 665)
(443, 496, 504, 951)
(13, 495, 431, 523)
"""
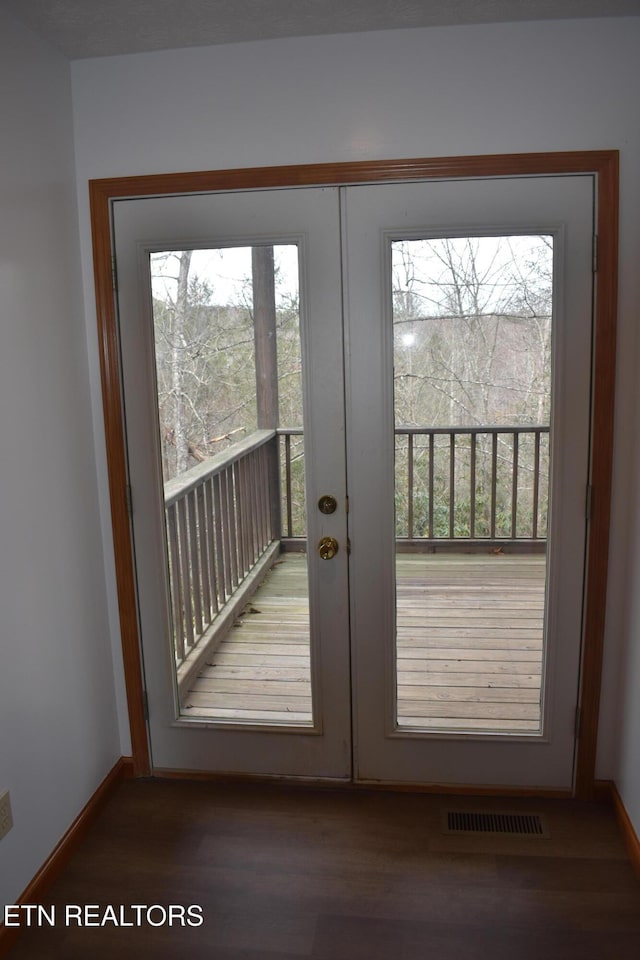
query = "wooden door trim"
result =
(89, 150, 618, 793)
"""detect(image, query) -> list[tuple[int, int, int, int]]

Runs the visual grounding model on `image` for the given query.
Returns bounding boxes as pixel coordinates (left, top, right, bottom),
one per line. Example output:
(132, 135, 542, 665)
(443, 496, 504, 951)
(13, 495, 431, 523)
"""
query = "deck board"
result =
(184, 551, 546, 732)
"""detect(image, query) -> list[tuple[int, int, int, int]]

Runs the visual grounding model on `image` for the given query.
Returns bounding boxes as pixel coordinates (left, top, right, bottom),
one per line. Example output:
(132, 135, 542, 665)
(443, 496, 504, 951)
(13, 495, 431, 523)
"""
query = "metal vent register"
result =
(443, 810, 549, 839)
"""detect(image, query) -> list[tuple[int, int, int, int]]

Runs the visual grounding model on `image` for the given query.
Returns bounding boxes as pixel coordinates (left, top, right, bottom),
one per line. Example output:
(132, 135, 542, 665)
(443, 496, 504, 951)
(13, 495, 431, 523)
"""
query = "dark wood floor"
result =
(7, 779, 640, 959)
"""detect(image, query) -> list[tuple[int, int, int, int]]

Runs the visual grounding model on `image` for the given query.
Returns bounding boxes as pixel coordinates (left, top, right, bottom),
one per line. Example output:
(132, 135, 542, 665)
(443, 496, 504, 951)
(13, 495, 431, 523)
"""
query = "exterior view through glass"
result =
(148, 234, 554, 734)
(392, 235, 553, 734)
(150, 245, 313, 725)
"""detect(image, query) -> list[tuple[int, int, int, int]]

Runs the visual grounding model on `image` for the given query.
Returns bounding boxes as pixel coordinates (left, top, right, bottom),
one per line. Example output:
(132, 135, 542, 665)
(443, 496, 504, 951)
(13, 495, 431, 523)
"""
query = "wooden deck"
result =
(184, 552, 546, 732)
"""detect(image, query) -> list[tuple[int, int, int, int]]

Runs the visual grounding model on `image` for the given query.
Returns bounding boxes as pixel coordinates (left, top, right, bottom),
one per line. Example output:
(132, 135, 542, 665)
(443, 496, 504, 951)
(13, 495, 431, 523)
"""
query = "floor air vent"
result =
(443, 810, 549, 838)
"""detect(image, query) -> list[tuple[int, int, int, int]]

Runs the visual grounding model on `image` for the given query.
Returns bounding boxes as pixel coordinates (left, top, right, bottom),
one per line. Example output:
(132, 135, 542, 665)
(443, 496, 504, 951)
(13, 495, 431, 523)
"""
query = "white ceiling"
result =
(2, 0, 639, 60)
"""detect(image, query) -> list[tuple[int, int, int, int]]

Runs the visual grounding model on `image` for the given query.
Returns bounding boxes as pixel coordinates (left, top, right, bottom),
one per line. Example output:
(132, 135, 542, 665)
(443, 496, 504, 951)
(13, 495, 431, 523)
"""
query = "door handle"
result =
(318, 536, 339, 560)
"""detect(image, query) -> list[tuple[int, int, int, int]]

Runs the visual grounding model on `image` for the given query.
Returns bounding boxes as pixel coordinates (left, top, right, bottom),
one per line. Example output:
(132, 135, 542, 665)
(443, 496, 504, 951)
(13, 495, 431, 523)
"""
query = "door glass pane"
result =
(392, 236, 552, 734)
(150, 245, 312, 725)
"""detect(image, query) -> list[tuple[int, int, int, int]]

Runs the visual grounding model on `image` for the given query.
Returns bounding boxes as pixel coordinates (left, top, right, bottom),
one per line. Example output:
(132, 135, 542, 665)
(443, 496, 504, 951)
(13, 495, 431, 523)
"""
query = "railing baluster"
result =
(407, 433, 414, 539)
(204, 478, 219, 614)
(218, 470, 233, 598)
(428, 432, 434, 539)
(260, 444, 269, 549)
(244, 452, 252, 567)
(257, 449, 265, 554)
(244, 453, 253, 569)
(268, 435, 280, 541)
(249, 450, 259, 564)
(177, 496, 194, 654)
(253, 448, 261, 554)
(256, 444, 266, 549)
(213, 473, 227, 603)
(196, 483, 211, 625)
(533, 430, 541, 540)
(449, 432, 456, 539)
(226, 466, 239, 589)
(470, 433, 477, 539)
(511, 432, 519, 539)
(285, 433, 293, 538)
(234, 458, 246, 579)
(188, 489, 203, 637)
(166, 503, 185, 663)
(542, 430, 550, 536)
(246, 451, 256, 566)
(490, 432, 498, 539)
(243, 451, 252, 567)
(224, 466, 235, 589)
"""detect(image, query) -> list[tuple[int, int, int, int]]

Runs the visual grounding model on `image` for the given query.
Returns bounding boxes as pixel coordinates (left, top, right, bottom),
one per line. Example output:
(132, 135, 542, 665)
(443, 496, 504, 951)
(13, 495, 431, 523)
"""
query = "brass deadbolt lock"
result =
(318, 494, 338, 515)
(318, 536, 339, 560)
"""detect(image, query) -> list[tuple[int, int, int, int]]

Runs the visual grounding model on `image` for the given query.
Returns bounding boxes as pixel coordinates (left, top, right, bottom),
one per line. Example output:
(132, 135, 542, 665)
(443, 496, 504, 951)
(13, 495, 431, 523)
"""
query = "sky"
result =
(150, 244, 299, 307)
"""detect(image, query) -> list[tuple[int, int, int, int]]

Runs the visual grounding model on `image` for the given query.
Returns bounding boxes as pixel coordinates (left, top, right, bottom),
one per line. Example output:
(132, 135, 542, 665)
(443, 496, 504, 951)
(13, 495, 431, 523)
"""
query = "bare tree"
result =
(392, 235, 553, 537)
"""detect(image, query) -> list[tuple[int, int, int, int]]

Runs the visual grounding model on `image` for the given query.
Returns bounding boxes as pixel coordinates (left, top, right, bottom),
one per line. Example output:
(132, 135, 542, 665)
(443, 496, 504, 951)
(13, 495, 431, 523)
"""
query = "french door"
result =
(113, 172, 594, 788)
(114, 187, 352, 778)
(344, 176, 592, 787)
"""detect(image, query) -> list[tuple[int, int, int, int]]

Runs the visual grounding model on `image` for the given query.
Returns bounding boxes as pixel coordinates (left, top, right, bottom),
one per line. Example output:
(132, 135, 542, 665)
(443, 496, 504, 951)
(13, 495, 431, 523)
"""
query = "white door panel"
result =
(114, 187, 351, 776)
(344, 175, 593, 787)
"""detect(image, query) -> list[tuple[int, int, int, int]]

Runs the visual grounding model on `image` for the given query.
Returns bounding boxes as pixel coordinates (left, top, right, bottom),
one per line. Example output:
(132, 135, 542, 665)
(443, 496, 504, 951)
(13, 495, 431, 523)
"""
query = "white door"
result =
(114, 187, 352, 777)
(114, 174, 593, 788)
(344, 175, 593, 788)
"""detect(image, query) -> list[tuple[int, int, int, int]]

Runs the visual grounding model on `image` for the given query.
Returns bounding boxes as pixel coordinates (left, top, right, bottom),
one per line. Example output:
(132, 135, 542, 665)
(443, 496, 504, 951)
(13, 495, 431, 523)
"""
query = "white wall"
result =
(0, 10, 121, 909)
(71, 19, 640, 828)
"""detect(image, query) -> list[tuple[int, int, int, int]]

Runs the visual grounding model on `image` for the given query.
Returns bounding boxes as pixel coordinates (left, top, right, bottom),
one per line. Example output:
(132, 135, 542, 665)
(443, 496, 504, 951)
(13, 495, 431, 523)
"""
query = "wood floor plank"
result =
(397, 658, 539, 674)
(212, 653, 310, 667)
(398, 684, 540, 702)
(397, 626, 544, 638)
(399, 716, 541, 731)
(183, 705, 312, 722)
(397, 672, 541, 688)
(227, 627, 310, 640)
(187, 692, 312, 710)
(398, 700, 540, 719)
(397, 636, 543, 648)
(191, 679, 312, 696)
(395, 648, 543, 661)
(213, 641, 311, 656)
(200, 665, 310, 681)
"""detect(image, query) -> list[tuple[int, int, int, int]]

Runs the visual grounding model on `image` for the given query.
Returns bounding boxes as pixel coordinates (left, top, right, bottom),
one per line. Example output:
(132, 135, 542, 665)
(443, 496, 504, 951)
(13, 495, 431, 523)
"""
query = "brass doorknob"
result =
(318, 536, 339, 560)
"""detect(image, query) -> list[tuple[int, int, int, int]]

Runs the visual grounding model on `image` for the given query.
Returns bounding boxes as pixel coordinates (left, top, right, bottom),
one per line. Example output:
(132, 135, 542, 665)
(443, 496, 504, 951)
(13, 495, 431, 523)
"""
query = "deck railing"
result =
(395, 425, 550, 544)
(278, 427, 305, 538)
(164, 423, 549, 670)
(278, 425, 550, 545)
(163, 429, 278, 669)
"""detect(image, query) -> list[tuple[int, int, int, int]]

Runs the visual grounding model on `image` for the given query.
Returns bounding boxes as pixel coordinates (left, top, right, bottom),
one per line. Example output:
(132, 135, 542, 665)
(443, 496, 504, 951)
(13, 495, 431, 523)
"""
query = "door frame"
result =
(89, 151, 618, 796)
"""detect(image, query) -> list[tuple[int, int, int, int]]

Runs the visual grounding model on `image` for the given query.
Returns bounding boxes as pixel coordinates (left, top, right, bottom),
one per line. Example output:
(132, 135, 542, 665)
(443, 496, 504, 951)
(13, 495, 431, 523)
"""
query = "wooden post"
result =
(252, 246, 282, 539)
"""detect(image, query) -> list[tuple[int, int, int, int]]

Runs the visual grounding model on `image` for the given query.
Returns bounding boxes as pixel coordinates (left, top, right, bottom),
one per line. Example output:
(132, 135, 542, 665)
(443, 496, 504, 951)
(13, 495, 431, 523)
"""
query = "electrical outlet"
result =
(0, 790, 13, 840)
